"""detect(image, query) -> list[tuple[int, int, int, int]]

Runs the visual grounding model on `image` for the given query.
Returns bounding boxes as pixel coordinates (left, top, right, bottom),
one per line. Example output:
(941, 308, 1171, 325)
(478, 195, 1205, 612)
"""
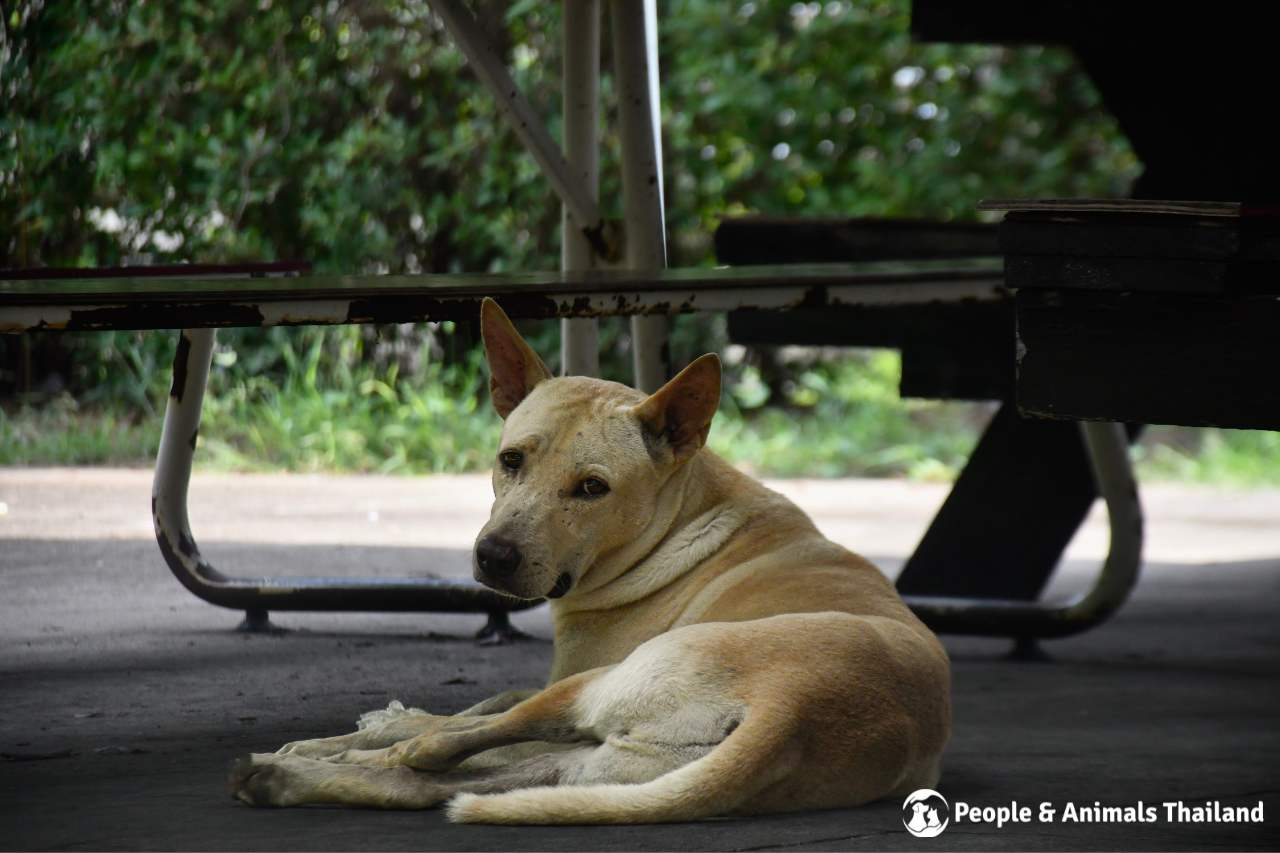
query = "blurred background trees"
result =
(7, 0, 1268, 481)
(3, 0, 1134, 273)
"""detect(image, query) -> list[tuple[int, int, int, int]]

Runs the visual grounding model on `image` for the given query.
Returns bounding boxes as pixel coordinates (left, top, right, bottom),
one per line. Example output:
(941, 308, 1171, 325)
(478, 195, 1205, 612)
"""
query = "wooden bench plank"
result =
(728, 301, 1014, 401)
(713, 216, 1008, 401)
(0, 261, 311, 280)
(1016, 289, 1280, 430)
(987, 202, 1280, 296)
(0, 260, 1003, 332)
(714, 217, 999, 265)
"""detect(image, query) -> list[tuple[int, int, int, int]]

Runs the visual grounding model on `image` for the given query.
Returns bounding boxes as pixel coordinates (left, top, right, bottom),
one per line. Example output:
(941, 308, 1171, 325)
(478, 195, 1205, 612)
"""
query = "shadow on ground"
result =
(1, 537, 1278, 851)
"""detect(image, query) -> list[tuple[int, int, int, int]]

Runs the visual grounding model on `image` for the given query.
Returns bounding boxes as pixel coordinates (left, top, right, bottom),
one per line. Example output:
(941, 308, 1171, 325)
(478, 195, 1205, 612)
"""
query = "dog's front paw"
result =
(275, 734, 356, 759)
(229, 753, 309, 807)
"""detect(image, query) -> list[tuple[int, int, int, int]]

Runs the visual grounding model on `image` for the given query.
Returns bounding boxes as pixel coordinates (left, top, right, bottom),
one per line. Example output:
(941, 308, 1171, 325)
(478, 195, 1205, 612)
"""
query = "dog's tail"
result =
(445, 709, 794, 825)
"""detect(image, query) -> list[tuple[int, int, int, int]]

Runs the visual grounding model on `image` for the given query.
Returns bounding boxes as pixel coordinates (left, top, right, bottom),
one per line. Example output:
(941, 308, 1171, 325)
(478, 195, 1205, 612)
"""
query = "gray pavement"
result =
(1, 467, 1278, 851)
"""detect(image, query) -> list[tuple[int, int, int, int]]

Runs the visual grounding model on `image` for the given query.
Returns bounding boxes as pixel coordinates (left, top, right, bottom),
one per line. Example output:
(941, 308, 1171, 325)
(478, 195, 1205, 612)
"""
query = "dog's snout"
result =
(475, 535, 523, 576)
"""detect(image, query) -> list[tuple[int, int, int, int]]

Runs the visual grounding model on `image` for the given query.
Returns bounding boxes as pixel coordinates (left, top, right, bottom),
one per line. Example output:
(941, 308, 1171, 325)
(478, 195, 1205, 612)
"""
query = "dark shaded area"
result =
(1016, 286, 1280, 431)
(898, 406, 1139, 601)
(912, 1, 1277, 203)
(713, 218, 999, 266)
(1, 536, 1278, 850)
(727, 299, 1014, 402)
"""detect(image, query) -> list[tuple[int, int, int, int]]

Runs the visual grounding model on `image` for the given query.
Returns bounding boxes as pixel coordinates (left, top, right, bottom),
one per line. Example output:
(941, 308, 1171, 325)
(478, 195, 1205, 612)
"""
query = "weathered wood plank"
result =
(728, 301, 1014, 401)
(714, 217, 999, 265)
(0, 261, 1004, 332)
(980, 199, 1244, 217)
(1006, 255, 1230, 294)
(998, 209, 1280, 294)
(1016, 289, 1280, 430)
(999, 217, 1239, 261)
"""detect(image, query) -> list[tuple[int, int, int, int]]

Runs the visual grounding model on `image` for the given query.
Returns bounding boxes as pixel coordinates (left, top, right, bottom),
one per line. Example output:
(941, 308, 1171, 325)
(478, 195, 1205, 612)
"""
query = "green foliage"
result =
(2, 0, 565, 274)
(6, 1, 1267, 487)
(660, 1, 1136, 260)
(7, 341, 1278, 488)
(713, 351, 983, 479)
(199, 324, 502, 472)
(0, 337, 982, 478)
(0, 394, 163, 465)
(1135, 427, 1280, 488)
(2, 0, 1138, 272)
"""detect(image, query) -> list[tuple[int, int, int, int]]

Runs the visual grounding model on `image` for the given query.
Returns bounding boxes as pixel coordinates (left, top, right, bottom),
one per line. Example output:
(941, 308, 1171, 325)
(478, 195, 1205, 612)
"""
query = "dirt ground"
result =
(1, 467, 1277, 851)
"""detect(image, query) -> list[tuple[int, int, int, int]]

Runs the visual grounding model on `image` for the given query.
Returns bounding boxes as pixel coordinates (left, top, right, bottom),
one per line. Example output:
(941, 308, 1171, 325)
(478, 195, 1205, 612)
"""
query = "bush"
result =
(22, 1, 1250, 484)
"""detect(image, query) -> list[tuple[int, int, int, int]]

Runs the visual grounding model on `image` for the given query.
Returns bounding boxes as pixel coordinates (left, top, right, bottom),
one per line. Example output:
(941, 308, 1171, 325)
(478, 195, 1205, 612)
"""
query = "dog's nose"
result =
(475, 535, 522, 576)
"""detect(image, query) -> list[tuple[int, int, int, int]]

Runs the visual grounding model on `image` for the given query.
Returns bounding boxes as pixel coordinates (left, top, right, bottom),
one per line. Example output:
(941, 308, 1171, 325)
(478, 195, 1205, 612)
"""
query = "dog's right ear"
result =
(632, 353, 722, 462)
(480, 298, 553, 419)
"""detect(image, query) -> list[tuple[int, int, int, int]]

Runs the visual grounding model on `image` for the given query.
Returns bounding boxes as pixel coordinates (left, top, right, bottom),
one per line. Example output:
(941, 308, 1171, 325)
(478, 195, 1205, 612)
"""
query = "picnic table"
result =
(6, 259, 1066, 637)
(0, 0, 1154, 645)
(2, 247, 1147, 645)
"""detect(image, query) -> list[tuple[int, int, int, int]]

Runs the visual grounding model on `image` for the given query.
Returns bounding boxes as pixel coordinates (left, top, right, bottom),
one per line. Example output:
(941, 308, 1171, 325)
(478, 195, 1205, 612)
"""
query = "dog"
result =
(228, 297, 951, 824)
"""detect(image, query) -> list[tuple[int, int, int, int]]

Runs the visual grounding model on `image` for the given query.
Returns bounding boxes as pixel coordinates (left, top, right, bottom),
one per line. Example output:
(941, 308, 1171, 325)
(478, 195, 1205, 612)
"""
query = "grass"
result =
(0, 396, 163, 466)
(1134, 426, 1280, 487)
(3, 346, 1278, 488)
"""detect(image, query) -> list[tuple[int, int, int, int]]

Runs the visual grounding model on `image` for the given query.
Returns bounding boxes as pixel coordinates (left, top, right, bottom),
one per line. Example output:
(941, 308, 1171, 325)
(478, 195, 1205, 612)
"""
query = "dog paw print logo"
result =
(902, 789, 950, 838)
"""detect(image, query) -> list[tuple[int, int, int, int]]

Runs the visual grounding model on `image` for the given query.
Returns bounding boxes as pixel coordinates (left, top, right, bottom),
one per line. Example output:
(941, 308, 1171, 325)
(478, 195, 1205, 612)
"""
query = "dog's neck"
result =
(558, 451, 745, 610)
(543, 451, 750, 682)
(548, 449, 749, 617)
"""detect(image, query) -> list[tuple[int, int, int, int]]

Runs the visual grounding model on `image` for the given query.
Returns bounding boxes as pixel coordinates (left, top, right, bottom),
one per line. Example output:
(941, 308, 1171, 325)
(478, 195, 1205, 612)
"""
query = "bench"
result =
(1, 256, 1145, 646)
(0, 0, 1162, 646)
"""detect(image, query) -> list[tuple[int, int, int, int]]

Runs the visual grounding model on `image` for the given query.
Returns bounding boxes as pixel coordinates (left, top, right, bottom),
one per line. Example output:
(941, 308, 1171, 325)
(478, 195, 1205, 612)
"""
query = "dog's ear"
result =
(632, 353, 721, 461)
(480, 298, 553, 419)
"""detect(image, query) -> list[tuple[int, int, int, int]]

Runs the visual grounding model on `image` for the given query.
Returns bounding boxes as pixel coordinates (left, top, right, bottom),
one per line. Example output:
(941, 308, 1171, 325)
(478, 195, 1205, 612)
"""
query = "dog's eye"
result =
(578, 477, 610, 498)
(499, 450, 523, 471)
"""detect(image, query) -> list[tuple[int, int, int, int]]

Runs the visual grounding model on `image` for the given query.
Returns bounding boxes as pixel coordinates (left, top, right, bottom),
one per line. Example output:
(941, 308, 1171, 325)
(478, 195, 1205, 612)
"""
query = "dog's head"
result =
(472, 298, 720, 600)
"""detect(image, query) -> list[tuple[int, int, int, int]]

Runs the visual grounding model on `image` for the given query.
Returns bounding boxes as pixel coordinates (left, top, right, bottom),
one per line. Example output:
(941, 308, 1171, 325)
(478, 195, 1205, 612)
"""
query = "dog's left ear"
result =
(632, 353, 721, 462)
(480, 298, 553, 419)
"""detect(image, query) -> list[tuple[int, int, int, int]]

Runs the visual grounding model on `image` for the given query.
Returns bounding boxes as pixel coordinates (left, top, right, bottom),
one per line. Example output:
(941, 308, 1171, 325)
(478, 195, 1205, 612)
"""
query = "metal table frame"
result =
(1, 0, 1143, 642)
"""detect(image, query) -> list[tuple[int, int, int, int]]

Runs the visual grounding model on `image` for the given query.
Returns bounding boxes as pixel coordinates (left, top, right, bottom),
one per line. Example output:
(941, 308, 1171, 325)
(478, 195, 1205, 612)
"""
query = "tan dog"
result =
(228, 298, 951, 823)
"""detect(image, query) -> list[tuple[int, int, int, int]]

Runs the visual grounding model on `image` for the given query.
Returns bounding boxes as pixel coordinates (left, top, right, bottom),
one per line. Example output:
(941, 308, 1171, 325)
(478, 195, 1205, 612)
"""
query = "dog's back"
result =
(547, 446, 941, 682)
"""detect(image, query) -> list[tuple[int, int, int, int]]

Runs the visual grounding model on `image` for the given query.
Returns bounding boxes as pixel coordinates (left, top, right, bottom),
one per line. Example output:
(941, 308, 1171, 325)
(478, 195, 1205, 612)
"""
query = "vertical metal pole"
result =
(149, 328, 261, 620)
(610, 0, 669, 392)
(153, 328, 215, 553)
(560, 0, 601, 377)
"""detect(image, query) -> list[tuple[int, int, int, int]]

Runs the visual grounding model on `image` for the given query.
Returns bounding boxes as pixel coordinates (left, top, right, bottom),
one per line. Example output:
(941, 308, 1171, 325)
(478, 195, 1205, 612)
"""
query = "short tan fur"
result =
(229, 298, 951, 824)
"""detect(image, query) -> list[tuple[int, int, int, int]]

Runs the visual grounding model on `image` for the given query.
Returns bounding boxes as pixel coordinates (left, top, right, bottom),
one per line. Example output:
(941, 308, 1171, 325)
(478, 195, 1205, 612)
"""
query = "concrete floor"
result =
(1, 467, 1278, 851)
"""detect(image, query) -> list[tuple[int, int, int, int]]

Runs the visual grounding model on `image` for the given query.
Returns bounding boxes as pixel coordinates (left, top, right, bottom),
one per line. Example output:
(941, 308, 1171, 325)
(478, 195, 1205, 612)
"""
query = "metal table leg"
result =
(559, 0, 602, 379)
(903, 420, 1144, 639)
(151, 328, 534, 634)
(612, 0, 671, 393)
